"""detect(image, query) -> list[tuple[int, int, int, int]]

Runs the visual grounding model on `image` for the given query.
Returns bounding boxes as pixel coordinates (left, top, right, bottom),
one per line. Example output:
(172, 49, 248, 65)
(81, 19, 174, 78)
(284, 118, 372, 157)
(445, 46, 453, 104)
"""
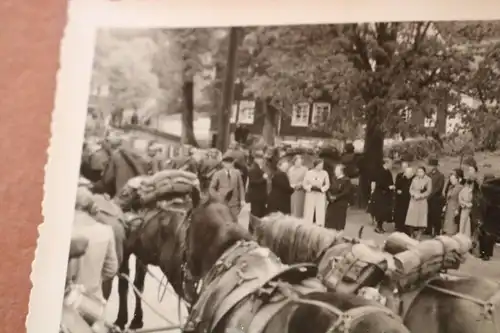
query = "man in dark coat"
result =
(325, 164, 353, 231)
(247, 151, 268, 221)
(267, 160, 293, 214)
(393, 161, 413, 234)
(426, 157, 445, 236)
(371, 158, 395, 234)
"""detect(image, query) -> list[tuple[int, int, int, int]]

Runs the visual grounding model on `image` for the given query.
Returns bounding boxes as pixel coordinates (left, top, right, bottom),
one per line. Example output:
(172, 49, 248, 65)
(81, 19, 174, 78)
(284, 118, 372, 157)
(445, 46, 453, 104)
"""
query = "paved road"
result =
(105, 204, 500, 332)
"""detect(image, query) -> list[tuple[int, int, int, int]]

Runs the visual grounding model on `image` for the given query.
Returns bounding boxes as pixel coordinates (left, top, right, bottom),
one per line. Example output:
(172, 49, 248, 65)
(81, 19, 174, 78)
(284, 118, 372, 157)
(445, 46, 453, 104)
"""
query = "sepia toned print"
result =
(30, 1, 500, 333)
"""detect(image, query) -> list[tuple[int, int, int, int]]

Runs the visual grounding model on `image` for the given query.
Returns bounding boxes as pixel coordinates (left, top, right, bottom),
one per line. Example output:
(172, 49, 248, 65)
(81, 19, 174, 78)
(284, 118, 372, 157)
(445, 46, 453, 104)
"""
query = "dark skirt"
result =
(325, 200, 349, 231)
(394, 196, 410, 232)
(371, 190, 393, 223)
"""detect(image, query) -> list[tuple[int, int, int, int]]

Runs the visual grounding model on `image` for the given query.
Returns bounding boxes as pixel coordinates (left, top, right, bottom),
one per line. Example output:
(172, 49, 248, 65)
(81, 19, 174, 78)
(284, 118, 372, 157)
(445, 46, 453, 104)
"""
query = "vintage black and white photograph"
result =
(31, 2, 500, 333)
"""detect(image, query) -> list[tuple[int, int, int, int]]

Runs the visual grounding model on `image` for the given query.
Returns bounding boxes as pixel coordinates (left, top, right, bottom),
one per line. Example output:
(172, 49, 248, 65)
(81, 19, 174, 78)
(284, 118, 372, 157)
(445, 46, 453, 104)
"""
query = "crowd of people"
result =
(73, 134, 498, 308)
(369, 157, 496, 261)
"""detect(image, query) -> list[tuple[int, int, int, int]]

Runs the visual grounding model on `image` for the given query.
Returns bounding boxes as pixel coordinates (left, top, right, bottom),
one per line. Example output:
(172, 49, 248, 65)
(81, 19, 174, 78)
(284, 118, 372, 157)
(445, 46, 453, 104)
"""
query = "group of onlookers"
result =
(241, 151, 354, 231)
(369, 156, 494, 261)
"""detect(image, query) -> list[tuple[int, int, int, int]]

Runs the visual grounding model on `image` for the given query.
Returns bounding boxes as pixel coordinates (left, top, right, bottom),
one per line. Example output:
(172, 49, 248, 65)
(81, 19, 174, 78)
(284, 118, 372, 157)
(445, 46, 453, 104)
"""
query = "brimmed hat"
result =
(253, 150, 264, 159)
(428, 157, 439, 166)
(221, 152, 235, 162)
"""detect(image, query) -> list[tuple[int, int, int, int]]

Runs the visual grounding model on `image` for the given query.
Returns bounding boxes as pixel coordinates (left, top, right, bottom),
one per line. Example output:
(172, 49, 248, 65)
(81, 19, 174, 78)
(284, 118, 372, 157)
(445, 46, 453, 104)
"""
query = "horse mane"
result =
(188, 196, 252, 278)
(250, 213, 344, 264)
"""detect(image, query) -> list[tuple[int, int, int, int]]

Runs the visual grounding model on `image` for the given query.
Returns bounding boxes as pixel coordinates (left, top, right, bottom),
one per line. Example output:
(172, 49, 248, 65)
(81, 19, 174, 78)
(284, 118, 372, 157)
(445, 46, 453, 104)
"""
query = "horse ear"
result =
(224, 190, 234, 203)
(191, 187, 201, 207)
(249, 214, 262, 232)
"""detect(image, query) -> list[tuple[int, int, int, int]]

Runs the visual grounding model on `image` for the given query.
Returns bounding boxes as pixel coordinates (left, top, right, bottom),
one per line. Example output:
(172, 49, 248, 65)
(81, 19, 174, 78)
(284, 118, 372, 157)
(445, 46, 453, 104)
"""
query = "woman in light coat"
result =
(458, 179, 474, 237)
(302, 159, 330, 226)
(442, 168, 464, 235)
(405, 166, 432, 240)
(288, 155, 308, 218)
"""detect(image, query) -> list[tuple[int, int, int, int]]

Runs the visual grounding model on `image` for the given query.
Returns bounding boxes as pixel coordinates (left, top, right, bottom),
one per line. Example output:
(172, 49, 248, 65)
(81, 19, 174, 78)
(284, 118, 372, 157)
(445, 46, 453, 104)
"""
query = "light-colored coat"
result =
(209, 167, 245, 221)
(70, 210, 118, 299)
(288, 165, 308, 218)
(302, 169, 330, 226)
(405, 175, 432, 228)
(458, 186, 473, 237)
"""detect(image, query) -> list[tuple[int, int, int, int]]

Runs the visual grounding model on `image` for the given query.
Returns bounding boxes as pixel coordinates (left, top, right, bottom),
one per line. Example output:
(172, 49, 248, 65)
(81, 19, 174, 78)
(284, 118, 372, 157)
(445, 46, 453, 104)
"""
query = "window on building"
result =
(238, 100, 255, 124)
(424, 113, 437, 127)
(291, 103, 310, 127)
(311, 102, 331, 125)
(402, 108, 412, 122)
(230, 100, 256, 124)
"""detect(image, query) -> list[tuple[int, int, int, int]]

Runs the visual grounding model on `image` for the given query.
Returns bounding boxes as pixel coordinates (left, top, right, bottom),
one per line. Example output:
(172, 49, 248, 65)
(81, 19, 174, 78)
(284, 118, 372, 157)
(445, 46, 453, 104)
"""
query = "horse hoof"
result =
(129, 319, 144, 330)
(114, 320, 127, 330)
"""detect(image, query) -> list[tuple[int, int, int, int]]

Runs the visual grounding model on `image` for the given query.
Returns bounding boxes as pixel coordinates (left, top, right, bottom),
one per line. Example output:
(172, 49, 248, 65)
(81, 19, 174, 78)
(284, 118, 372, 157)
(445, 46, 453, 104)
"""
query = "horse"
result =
(80, 138, 112, 183)
(249, 213, 500, 333)
(116, 187, 410, 333)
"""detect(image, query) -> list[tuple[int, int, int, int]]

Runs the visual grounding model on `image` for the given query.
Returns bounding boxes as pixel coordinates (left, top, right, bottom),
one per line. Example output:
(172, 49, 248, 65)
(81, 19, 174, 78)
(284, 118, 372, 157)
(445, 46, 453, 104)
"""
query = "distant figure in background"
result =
(267, 160, 293, 214)
(478, 173, 496, 261)
(145, 141, 163, 175)
(231, 143, 249, 187)
(209, 154, 245, 222)
(234, 124, 250, 145)
(371, 158, 395, 234)
(341, 142, 360, 179)
(325, 164, 353, 231)
(288, 155, 308, 218)
(442, 168, 464, 235)
(393, 162, 414, 234)
(247, 151, 268, 221)
(303, 159, 330, 226)
(458, 179, 474, 237)
(405, 166, 432, 240)
(426, 157, 445, 236)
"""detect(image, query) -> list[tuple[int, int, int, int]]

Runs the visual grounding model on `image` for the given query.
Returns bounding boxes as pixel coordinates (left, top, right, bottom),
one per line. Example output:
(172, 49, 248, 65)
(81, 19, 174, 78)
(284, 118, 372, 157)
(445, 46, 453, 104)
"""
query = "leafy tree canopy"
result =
(239, 22, 500, 142)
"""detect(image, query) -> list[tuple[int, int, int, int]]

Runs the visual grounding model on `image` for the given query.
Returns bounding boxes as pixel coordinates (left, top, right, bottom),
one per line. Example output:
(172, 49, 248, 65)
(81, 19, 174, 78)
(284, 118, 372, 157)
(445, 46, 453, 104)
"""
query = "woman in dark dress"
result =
(371, 158, 395, 233)
(325, 164, 353, 231)
(393, 161, 414, 234)
(267, 160, 294, 214)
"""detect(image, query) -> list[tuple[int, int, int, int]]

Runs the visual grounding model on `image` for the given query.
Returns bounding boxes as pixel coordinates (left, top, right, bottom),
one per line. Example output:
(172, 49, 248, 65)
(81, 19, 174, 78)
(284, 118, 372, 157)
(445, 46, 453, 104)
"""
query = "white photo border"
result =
(28, 0, 500, 332)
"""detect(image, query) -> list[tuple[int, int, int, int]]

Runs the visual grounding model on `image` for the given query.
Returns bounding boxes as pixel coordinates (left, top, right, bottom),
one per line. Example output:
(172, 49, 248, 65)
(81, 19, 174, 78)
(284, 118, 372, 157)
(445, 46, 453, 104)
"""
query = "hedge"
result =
(384, 137, 443, 162)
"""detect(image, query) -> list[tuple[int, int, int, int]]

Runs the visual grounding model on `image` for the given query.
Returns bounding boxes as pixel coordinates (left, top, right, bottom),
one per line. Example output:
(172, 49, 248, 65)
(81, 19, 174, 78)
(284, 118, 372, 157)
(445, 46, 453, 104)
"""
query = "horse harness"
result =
(183, 240, 402, 333)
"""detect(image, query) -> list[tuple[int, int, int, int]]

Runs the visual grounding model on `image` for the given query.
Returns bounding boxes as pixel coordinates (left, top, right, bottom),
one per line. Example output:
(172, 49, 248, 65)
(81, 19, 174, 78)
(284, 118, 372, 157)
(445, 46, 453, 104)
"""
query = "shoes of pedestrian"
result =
(374, 227, 385, 234)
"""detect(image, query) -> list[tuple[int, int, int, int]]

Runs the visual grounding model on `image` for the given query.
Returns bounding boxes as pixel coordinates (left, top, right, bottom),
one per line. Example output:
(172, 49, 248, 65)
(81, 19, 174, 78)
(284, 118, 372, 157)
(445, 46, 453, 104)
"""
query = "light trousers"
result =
(303, 191, 326, 226)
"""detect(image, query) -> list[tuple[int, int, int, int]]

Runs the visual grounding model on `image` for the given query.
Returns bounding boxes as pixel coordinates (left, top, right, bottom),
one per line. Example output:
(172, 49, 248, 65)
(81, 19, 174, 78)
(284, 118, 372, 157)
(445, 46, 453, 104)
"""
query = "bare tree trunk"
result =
(358, 104, 385, 208)
(262, 100, 277, 146)
(181, 75, 199, 147)
(217, 27, 241, 152)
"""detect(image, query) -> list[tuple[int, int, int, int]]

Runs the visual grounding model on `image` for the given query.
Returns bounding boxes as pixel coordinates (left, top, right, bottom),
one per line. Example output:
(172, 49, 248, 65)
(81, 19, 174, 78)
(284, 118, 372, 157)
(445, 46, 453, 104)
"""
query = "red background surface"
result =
(0, 0, 68, 330)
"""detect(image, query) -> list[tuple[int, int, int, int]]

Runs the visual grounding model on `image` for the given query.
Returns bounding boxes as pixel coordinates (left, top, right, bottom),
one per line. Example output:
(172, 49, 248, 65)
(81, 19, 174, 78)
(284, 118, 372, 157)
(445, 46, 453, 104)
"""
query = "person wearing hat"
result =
(209, 152, 245, 222)
(247, 151, 269, 222)
(426, 157, 445, 236)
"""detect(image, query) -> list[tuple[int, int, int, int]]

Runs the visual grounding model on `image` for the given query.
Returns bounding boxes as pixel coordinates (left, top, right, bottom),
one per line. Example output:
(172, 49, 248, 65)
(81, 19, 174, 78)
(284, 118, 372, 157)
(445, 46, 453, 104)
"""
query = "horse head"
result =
(186, 195, 252, 281)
